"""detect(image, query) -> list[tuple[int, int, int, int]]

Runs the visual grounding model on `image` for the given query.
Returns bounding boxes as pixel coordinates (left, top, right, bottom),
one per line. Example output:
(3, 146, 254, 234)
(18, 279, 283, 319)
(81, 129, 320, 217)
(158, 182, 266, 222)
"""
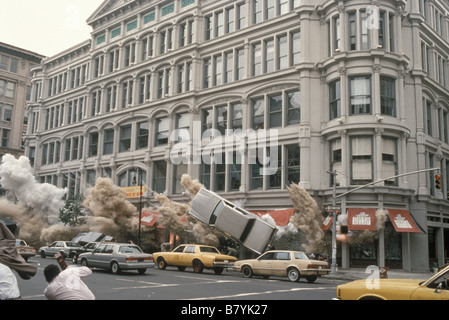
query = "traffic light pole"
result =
(327, 167, 440, 274)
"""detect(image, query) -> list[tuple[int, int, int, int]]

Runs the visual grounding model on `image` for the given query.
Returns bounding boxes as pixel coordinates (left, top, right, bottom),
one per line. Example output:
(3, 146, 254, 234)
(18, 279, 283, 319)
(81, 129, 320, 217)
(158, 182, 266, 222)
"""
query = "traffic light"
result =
(435, 174, 441, 189)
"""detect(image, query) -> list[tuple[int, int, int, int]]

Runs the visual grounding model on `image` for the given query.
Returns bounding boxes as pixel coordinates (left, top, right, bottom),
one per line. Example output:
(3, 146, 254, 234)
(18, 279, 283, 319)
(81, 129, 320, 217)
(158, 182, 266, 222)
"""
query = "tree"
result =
(59, 195, 86, 226)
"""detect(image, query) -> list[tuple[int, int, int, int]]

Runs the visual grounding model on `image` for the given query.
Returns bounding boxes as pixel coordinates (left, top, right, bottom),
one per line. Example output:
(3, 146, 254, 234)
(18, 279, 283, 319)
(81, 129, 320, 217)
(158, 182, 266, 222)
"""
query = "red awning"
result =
(386, 209, 420, 233)
(250, 209, 296, 226)
(347, 208, 377, 231)
(321, 216, 333, 231)
(140, 211, 160, 227)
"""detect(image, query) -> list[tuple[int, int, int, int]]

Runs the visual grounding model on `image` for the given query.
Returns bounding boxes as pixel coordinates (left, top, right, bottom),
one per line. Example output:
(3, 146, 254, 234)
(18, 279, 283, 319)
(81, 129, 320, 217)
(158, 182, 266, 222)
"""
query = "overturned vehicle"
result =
(189, 188, 277, 254)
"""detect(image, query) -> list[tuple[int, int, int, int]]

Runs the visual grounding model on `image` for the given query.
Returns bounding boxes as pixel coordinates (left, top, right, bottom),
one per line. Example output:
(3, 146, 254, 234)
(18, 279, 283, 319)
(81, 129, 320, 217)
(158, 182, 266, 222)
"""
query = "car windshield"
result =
(294, 252, 309, 260)
(66, 242, 81, 247)
(118, 246, 142, 254)
(15, 240, 26, 246)
(200, 247, 219, 254)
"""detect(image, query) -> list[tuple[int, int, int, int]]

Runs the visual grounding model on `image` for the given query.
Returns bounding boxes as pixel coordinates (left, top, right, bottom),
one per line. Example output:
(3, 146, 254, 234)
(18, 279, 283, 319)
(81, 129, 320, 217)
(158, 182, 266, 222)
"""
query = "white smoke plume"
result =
(0, 154, 67, 244)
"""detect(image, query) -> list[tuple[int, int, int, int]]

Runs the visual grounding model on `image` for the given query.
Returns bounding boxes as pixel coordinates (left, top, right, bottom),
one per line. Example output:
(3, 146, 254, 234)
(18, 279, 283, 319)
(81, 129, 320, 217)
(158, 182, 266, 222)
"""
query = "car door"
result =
(252, 252, 276, 276)
(165, 245, 186, 265)
(411, 270, 449, 300)
(271, 252, 291, 276)
(97, 244, 115, 268)
(46, 242, 58, 255)
(180, 245, 197, 267)
(89, 244, 107, 267)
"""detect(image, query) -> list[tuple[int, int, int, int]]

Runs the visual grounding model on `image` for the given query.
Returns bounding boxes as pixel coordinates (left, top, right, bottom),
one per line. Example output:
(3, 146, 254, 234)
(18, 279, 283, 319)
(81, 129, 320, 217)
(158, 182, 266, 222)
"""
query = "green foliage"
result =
(59, 195, 86, 226)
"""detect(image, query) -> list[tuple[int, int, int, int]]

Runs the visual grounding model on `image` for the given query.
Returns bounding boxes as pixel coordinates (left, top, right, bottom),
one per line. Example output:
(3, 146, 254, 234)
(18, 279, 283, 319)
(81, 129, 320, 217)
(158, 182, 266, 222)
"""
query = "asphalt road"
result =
(17, 256, 341, 302)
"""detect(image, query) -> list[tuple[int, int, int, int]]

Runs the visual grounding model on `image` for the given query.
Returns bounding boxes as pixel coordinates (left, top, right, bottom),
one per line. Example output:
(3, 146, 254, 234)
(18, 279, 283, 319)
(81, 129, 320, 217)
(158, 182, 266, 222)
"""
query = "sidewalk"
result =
(325, 268, 435, 281)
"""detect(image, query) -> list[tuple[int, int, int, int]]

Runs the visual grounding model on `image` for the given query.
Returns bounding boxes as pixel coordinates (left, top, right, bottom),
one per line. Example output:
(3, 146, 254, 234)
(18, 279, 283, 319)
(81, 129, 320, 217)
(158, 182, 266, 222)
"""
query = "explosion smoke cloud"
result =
(0, 155, 68, 243)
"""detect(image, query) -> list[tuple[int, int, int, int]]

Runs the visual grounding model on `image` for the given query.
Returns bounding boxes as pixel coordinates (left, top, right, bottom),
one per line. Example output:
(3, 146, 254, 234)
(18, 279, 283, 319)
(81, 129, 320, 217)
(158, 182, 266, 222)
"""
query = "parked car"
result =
(15, 239, 36, 261)
(189, 188, 277, 254)
(153, 244, 237, 275)
(78, 243, 154, 275)
(335, 265, 449, 300)
(72, 242, 102, 263)
(39, 241, 86, 259)
(234, 250, 330, 283)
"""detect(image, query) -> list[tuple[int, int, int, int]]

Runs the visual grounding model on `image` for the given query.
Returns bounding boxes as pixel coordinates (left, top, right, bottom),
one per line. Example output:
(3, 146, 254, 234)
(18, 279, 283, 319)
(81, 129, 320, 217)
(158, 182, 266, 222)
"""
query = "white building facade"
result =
(24, 0, 449, 272)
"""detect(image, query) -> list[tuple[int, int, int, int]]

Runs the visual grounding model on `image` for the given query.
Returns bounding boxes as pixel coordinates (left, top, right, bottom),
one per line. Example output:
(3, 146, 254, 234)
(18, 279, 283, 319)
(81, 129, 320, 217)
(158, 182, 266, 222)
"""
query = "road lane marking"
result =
(186, 286, 332, 300)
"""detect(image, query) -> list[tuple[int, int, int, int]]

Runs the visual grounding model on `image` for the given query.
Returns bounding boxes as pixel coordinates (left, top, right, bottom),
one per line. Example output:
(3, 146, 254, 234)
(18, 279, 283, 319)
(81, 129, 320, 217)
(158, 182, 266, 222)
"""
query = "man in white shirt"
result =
(0, 263, 21, 300)
(44, 264, 95, 300)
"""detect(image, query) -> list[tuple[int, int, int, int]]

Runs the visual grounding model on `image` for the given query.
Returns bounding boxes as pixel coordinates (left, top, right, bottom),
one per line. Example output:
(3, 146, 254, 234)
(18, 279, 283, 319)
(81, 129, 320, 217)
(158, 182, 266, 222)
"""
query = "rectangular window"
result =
(215, 153, 226, 191)
(269, 94, 282, 128)
(278, 35, 288, 69)
(230, 151, 242, 191)
(291, 31, 301, 65)
(88, 132, 99, 157)
(203, 58, 211, 88)
(350, 76, 371, 115)
(216, 105, 227, 135)
(103, 129, 114, 155)
(153, 161, 167, 194)
(348, 12, 356, 50)
(252, 43, 262, 76)
(380, 76, 396, 116)
(264, 39, 274, 73)
(252, 98, 265, 130)
(287, 90, 301, 125)
(137, 122, 149, 149)
(329, 79, 341, 120)
(382, 137, 398, 186)
(155, 117, 169, 146)
(119, 125, 132, 152)
(286, 144, 300, 184)
(231, 102, 243, 131)
(351, 136, 373, 184)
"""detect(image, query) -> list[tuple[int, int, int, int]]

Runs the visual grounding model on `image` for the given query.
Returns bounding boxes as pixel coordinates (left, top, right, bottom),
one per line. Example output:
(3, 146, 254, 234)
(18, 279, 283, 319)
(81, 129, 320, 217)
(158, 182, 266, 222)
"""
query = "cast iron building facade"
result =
(0, 42, 44, 196)
(24, 0, 449, 272)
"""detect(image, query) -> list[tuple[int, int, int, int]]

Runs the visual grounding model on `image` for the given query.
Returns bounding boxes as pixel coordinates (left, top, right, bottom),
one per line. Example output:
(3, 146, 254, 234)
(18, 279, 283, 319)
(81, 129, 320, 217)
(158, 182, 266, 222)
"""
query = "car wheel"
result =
(138, 268, 146, 275)
(193, 260, 204, 273)
(287, 268, 300, 282)
(157, 258, 167, 270)
(40, 251, 46, 258)
(80, 258, 89, 268)
(305, 275, 317, 283)
(213, 267, 224, 275)
(241, 265, 253, 278)
(111, 262, 120, 274)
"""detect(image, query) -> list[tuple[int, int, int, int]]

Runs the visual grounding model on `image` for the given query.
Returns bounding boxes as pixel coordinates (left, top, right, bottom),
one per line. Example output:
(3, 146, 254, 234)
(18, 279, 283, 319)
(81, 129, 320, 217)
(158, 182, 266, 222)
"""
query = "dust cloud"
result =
(0, 155, 68, 244)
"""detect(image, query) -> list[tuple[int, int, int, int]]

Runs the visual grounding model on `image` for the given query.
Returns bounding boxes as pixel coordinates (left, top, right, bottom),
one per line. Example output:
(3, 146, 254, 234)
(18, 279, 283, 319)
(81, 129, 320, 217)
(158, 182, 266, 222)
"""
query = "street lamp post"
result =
(137, 168, 142, 247)
(327, 170, 338, 274)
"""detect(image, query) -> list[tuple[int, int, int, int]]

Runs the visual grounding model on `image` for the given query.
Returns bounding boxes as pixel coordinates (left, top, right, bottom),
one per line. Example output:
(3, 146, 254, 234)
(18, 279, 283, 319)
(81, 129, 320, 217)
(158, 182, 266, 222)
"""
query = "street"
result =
(17, 256, 340, 301)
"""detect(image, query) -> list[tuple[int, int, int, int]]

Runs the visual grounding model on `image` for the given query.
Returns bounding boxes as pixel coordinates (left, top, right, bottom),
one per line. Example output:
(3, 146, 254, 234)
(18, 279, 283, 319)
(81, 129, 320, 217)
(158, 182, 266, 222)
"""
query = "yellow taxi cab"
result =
(336, 265, 449, 300)
(153, 244, 237, 275)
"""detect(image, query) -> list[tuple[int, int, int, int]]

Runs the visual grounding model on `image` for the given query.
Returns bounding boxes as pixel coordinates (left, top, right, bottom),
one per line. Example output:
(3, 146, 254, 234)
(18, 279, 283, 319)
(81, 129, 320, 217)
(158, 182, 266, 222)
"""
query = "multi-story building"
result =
(0, 42, 45, 196)
(24, 0, 449, 272)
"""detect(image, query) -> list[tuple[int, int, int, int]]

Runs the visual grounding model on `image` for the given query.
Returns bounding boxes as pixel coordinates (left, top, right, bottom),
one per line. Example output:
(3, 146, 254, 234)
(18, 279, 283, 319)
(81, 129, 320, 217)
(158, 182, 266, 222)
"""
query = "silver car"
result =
(39, 241, 85, 259)
(78, 243, 154, 274)
(189, 188, 277, 254)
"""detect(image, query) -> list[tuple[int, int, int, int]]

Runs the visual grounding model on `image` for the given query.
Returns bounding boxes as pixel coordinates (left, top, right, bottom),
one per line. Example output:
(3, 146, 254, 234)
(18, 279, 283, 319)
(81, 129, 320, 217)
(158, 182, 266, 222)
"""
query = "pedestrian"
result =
(0, 262, 21, 300)
(44, 264, 95, 300)
(226, 246, 238, 257)
(0, 221, 36, 300)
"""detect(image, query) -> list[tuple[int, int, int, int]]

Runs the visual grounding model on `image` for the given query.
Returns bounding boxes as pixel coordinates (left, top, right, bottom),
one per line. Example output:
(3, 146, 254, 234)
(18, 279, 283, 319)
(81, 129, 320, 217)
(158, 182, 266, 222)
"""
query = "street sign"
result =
(327, 206, 341, 211)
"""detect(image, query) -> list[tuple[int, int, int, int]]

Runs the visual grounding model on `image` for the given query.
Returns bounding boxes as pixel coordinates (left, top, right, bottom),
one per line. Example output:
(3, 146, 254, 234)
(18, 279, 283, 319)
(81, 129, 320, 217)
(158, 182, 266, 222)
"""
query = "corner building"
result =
(24, 0, 449, 272)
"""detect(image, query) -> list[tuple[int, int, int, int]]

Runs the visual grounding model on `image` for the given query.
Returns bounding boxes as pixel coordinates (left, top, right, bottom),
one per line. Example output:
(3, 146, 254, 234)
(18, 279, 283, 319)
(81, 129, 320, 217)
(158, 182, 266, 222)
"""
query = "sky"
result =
(0, 0, 105, 57)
